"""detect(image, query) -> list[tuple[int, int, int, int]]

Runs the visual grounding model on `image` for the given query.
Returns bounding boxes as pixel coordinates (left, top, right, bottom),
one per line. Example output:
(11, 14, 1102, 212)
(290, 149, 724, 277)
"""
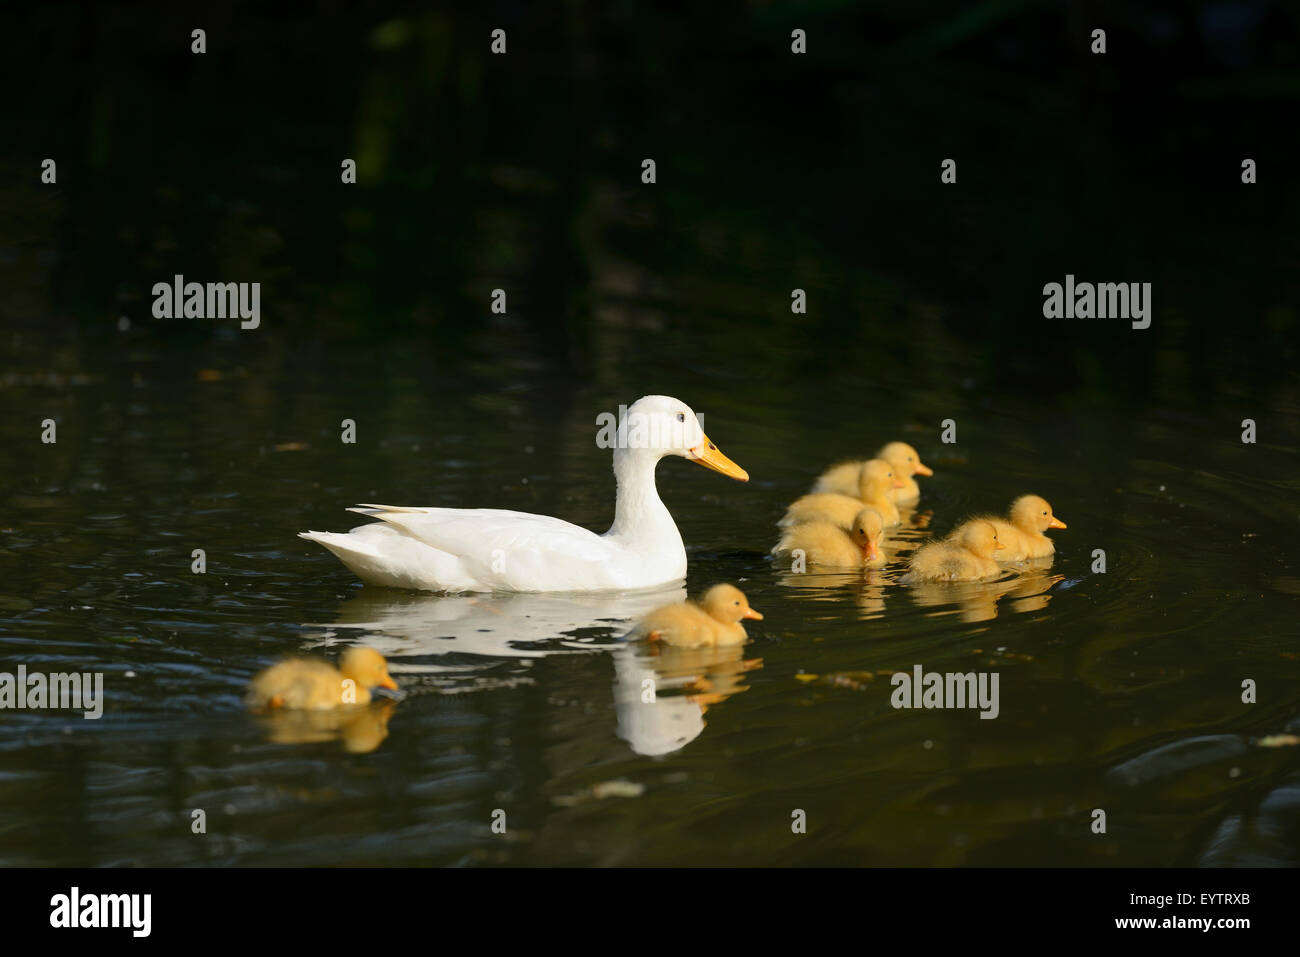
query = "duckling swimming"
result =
(814, 441, 933, 505)
(633, 584, 762, 648)
(783, 459, 902, 527)
(247, 646, 398, 710)
(985, 494, 1067, 561)
(773, 507, 885, 568)
(906, 520, 1004, 582)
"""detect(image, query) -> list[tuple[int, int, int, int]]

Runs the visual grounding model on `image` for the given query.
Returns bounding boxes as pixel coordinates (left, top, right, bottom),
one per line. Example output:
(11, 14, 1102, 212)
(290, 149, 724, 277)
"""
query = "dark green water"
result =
(2, 2, 1299, 866)
(2, 325, 1297, 866)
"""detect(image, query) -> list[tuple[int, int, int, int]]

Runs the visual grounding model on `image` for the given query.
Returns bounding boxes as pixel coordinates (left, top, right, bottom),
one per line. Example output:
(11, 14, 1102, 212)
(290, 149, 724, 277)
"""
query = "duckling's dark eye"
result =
(676, 413, 685, 422)
(734, 600, 740, 606)
(1042, 511, 1047, 516)
(908, 456, 914, 461)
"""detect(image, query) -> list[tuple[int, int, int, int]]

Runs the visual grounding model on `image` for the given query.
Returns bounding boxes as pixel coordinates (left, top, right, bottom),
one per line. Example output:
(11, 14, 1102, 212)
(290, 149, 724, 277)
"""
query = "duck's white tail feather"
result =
(298, 525, 482, 592)
(350, 503, 431, 515)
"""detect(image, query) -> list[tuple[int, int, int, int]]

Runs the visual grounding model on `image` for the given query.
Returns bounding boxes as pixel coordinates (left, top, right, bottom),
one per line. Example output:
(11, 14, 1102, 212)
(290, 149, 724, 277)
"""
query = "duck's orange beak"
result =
(379, 674, 399, 691)
(892, 478, 905, 489)
(688, 435, 749, 482)
(1048, 516, 1067, 529)
(742, 607, 763, 620)
(865, 540, 882, 561)
(994, 540, 1006, 550)
(914, 461, 933, 476)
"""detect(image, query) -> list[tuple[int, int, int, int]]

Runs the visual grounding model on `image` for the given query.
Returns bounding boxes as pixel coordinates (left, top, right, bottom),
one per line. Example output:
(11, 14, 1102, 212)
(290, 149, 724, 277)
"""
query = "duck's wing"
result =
(348, 505, 619, 591)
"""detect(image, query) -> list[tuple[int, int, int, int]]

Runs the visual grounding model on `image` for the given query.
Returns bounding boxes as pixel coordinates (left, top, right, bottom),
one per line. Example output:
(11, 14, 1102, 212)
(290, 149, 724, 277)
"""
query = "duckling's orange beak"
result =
(865, 540, 882, 561)
(914, 461, 933, 476)
(742, 607, 763, 620)
(892, 478, 905, 489)
(1048, 517, 1067, 529)
(994, 540, 1006, 550)
(688, 435, 749, 482)
(379, 674, 399, 691)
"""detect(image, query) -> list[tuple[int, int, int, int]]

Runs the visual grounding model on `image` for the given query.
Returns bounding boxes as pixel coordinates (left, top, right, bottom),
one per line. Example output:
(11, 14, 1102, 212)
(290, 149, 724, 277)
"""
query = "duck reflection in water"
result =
(907, 560, 1063, 622)
(613, 639, 762, 756)
(613, 584, 764, 755)
(305, 585, 688, 661)
(774, 566, 893, 619)
(302, 586, 708, 753)
(255, 698, 398, 754)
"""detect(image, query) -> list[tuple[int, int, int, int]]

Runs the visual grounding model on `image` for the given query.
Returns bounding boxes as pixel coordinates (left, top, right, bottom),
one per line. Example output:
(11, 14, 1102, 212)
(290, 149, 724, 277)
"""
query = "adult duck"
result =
(299, 395, 748, 592)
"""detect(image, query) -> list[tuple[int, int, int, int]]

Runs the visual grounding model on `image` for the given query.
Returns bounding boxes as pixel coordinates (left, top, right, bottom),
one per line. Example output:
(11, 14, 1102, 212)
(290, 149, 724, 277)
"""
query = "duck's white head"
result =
(613, 395, 748, 481)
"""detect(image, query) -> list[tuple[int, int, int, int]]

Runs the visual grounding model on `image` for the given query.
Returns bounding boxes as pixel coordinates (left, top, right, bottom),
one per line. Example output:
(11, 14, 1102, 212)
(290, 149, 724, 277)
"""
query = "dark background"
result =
(5, 1, 1297, 407)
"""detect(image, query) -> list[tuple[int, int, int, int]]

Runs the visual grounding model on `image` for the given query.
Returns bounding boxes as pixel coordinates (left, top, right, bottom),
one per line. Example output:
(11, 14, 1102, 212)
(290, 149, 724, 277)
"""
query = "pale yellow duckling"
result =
(985, 494, 1067, 561)
(906, 520, 1005, 582)
(247, 646, 399, 711)
(814, 441, 933, 505)
(635, 584, 763, 648)
(782, 459, 902, 527)
(772, 508, 885, 568)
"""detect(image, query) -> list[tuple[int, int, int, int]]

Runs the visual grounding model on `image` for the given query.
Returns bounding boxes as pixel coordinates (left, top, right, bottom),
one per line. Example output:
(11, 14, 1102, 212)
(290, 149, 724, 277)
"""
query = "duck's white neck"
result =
(606, 447, 682, 547)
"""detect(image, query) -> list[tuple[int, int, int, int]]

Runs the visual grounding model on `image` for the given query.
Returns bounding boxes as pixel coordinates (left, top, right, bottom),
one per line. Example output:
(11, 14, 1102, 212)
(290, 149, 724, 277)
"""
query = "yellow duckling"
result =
(782, 459, 902, 527)
(906, 520, 1005, 582)
(814, 441, 933, 505)
(635, 584, 763, 648)
(773, 508, 885, 568)
(985, 494, 1067, 561)
(247, 646, 398, 710)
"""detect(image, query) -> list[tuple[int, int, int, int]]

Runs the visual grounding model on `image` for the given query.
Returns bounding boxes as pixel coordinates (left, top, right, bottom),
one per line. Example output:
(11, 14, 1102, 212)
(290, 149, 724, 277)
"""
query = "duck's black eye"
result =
(1042, 511, 1047, 516)
(734, 600, 740, 606)
(676, 413, 685, 422)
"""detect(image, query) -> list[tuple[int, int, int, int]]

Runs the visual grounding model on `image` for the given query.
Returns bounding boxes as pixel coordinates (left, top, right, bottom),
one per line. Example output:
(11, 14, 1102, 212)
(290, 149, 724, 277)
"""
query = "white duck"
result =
(299, 395, 748, 592)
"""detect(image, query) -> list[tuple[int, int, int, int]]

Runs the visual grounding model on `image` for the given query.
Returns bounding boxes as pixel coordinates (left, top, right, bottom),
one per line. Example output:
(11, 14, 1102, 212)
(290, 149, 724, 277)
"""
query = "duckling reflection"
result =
(255, 698, 397, 754)
(907, 565, 1063, 622)
(612, 637, 763, 756)
(901, 507, 934, 532)
(1001, 561, 1063, 614)
(773, 566, 894, 618)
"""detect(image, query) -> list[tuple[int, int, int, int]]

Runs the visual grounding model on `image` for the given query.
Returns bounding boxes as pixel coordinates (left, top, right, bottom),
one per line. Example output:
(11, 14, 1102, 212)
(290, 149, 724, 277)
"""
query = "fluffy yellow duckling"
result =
(247, 646, 399, 710)
(772, 508, 885, 568)
(906, 520, 1005, 582)
(783, 459, 902, 527)
(985, 494, 1067, 561)
(635, 584, 763, 648)
(814, 441, 933, 505)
